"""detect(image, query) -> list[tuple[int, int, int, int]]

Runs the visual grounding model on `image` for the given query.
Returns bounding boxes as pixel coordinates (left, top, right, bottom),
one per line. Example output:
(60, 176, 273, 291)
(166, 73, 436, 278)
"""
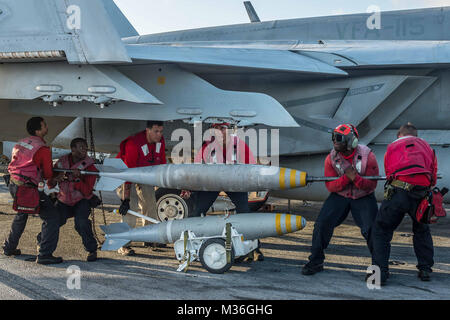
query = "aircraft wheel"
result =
(199, 238, 234, 274)
(155, 189, 195, 221)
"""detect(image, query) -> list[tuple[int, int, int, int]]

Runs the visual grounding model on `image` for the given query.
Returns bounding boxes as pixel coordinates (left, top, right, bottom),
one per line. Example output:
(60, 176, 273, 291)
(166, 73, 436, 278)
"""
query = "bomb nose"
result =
(275, 214, 307, 235)
(278, 168, 307, 190)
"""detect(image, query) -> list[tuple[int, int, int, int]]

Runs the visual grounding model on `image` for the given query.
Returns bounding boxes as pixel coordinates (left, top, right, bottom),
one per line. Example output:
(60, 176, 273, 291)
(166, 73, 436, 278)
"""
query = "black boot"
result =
(365, 271, 388, 286)
(36, 255, 63, 265)
(301, 262, 324, 276)
(418, 270, 431, 281)
(87, 251, 97, 262)
(2, 247, 21, 256)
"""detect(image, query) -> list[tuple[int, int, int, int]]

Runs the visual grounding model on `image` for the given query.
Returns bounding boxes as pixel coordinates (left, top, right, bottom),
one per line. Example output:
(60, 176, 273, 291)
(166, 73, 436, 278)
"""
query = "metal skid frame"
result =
(174, 224, 258, 273)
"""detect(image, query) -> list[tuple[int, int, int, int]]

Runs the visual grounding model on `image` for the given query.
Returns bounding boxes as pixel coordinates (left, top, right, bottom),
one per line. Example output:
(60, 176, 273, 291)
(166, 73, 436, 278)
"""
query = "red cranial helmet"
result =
(332, 124, 359, 150)
(211, 122, 231, 129)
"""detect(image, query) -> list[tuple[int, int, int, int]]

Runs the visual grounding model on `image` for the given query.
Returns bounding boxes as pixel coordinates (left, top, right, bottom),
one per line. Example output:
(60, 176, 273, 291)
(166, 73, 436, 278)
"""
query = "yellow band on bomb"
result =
(279, 168, 286, 190)
(276, 214, 282, 235)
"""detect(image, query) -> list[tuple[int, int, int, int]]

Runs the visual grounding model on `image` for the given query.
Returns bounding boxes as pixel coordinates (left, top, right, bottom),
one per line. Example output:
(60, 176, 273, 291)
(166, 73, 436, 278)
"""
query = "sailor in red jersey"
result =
(48, 138, 99, 262)
(180, 122, 264, 261)
(302, 124, 379, 276)
(115, 121, 166, 255)
(2, 117, 64, 265)
(372, 123, 437, 284)
(182, 122, 256, 216)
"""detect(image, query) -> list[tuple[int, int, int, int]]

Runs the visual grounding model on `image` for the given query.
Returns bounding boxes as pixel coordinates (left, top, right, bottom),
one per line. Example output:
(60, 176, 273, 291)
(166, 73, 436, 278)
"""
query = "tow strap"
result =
(182, 230, 191, 272)
(226, 223, 232, 264)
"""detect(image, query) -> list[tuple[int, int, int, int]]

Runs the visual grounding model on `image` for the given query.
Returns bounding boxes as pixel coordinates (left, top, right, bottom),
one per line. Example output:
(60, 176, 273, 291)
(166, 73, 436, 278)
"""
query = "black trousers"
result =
(3, 184, 60, 256)
(191, 191, 250, 217)
(57, 199, 97, 253)
(372, 187, 434, 278)
(308, 192, 378, 266)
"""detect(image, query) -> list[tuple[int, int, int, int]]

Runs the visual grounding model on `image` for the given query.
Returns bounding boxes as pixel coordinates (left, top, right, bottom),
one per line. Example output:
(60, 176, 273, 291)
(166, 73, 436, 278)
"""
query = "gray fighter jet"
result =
(1, 0, 449, 204)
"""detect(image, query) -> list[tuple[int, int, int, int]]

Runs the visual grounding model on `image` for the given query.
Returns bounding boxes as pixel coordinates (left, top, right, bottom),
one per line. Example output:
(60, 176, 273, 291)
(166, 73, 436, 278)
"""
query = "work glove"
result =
(180, 190, 192, 199)
(119, 199, 130, 216)
(89, 194, 102, 209)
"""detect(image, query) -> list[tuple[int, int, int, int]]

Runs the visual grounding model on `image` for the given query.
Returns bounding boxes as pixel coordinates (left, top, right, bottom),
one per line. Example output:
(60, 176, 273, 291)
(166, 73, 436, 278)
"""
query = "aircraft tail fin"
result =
(0, 0, 131, 64)
(101, 0, 139, 38)
(244, 1, 261, 23)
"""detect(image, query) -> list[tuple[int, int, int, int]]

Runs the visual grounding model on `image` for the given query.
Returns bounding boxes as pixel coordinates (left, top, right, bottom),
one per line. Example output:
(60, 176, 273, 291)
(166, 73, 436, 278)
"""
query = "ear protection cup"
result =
(351, 136, 359, 149)
(348, 124, 359, 150)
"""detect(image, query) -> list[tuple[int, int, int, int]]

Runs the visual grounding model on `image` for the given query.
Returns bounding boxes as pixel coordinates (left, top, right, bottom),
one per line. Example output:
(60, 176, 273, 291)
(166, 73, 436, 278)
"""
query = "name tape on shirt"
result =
(141, 144, 149, 157)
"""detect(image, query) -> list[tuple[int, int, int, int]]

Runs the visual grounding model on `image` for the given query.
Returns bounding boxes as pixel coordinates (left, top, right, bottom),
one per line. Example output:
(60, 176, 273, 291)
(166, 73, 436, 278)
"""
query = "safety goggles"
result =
(332, 132, 346, 143)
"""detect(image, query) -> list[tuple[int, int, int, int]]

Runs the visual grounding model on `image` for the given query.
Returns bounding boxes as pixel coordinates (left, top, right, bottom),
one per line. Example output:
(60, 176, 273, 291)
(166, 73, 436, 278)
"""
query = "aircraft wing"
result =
(143, 40, 445, 155)
(136, 39, 450, 69)
(126, 44, 348, 76)
(295, 40, 450, 68)
(130, 39, 445, 154)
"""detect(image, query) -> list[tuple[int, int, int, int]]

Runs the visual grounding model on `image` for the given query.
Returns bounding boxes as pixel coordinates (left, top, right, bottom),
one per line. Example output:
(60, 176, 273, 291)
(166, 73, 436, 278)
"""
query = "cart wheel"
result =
(199, 238, 234, 274)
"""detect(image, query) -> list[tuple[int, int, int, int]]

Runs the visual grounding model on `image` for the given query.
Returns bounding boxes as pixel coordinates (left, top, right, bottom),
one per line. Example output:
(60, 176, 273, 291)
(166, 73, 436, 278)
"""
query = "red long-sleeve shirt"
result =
(33, 146, 53, 180)
(121, 138, 167, 169)
(118, 135, 166, 185)
(71, 163, 97, 198)
(324, 151, 379, 193)
(194, 137, 256, 164)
